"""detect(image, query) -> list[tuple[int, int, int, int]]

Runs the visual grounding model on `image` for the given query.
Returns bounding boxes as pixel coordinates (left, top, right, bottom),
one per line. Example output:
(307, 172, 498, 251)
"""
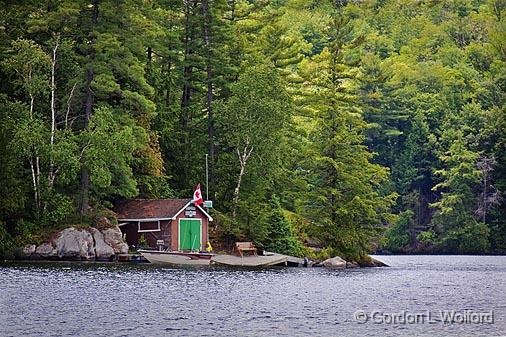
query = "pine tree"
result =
(264, 196, 304, 257)
(297, 4, 395, 261)
(431, 131, 489, 253)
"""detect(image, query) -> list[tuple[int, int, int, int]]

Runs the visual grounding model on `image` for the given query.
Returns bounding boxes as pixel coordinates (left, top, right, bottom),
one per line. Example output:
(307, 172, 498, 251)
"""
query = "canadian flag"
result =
(193, 184, 204, 206)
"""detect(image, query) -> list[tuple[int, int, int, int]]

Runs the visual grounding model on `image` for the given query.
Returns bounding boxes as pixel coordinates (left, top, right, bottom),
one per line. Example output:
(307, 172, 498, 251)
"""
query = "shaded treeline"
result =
(0, 0, 504, 259)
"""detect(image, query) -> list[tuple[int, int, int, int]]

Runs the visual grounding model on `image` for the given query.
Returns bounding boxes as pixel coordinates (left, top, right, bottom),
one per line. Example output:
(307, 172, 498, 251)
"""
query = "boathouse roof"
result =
(115, 198, 213, 221)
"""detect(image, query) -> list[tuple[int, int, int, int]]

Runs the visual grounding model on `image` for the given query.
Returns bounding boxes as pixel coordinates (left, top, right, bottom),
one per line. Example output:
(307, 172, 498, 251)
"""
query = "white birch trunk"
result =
(232, 139, 254, 224)
(29, 156, 39, 209)
(65, 82, 77, 129)
(28, 69, 41, 209)
(48, 37, 59, 188)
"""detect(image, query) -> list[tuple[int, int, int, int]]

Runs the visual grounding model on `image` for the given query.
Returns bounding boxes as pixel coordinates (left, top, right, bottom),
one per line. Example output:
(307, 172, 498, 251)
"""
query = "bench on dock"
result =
(235, 242, 257, 257)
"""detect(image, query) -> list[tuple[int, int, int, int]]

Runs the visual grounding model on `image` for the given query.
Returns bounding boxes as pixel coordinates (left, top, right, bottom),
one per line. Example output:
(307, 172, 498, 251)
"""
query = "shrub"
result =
(0, 221, 15, 259)
(263, 196, 305, 257)
(384, 210, 412, 251)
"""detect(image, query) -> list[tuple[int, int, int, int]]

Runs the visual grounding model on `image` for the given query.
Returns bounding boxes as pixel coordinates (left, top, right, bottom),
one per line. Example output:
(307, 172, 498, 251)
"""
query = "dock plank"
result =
(263, 251, 306, 266)
(211, 254, 287, 267)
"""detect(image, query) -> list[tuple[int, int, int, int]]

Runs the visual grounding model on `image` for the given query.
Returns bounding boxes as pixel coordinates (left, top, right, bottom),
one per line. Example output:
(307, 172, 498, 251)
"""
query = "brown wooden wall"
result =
(120, 220, 172, 249)
(171, 210, 209, 251)
(120, 208, 209, 251)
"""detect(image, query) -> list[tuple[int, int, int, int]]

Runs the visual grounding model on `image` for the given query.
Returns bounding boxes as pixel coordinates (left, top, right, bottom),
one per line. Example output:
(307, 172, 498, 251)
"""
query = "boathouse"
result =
(114, 199, 213, 251)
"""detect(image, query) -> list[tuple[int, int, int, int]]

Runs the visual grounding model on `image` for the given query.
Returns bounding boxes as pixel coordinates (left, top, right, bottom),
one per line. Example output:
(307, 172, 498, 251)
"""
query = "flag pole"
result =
(205, 153, 209, 200)
(205, 153, 209, 251)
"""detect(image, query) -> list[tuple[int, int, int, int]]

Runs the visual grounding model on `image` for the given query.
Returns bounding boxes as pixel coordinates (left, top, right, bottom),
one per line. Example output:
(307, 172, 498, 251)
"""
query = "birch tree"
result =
(2, 39, 50, 212)
(218, 64, 291, 225)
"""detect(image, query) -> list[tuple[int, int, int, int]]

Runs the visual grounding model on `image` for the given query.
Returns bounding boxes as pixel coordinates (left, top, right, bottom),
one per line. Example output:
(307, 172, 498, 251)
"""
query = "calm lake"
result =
(1, 255, 505, 337)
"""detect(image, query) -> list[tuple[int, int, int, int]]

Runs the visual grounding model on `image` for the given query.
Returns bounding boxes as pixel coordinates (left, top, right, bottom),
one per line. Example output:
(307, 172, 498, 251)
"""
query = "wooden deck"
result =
(262, 251, 309, 267)
(211, 254, 287, 267)
(117, 254, 148, 263)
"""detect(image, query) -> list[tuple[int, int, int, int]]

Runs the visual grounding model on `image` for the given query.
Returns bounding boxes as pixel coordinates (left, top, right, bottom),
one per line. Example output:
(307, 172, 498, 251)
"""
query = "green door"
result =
(179, 219, 201, 251)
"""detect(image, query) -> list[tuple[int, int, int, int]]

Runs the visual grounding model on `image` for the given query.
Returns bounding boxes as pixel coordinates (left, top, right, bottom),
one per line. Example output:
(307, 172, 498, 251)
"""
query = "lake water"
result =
(0, 255, 505, 337)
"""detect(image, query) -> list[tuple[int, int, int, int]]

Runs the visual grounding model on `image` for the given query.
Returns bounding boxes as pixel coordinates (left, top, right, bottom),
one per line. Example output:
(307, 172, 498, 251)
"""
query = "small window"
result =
(138, 221, 160, 232)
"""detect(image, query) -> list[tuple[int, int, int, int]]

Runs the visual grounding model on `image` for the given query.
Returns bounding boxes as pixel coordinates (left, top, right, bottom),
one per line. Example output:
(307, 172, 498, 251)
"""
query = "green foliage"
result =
(417, 230, 437, 246)
(355, 0, 505, 254)
(0, 98, 28, 218)
(440, 222, 491, 254)
(0, 0, 503, 257)
(384, 210, 412, 252)
(40, 193, 74, 227)
(211, 210, 242, 242)
(216, 63, 291, 218)
(0, 222, 15, 259)
(13, 220, 41, 247)
(283, 210, 310, 243)
(136, 175, 176, 199)
(82, 106, 147, 199)
(263, 196, 304, 257)
(138, 234, 148, 248)
(431, 132, 482, 236)
(292, 6, 396, 261)
(2, 39, 50, 100)
(317, 246, 335, 261)
(218, 63, 291, 157)
(489, 216, 506, 253)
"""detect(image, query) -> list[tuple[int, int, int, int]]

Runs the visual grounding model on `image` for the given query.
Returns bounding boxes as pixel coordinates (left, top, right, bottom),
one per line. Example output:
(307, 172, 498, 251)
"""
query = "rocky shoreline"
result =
(16, 219, 388, 268)
(21, 224, 128, 262)
(319, 255, 389, 269)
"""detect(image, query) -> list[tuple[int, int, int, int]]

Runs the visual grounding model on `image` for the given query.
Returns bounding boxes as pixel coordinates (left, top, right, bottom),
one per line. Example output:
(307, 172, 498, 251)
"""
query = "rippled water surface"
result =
(1, 255, 505, 337)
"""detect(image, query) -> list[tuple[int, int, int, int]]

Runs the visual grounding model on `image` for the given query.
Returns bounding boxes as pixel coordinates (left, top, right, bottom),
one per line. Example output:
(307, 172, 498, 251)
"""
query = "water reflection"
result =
(1, 256, 505, 337)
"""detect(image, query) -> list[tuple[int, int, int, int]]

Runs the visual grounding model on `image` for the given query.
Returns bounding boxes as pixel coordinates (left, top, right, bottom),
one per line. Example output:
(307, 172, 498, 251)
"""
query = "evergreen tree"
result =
(0, 0, 504, 256)
(296, 4, 395, 261)
(431, 131, 489, 253)
(263, 196, 304, 257)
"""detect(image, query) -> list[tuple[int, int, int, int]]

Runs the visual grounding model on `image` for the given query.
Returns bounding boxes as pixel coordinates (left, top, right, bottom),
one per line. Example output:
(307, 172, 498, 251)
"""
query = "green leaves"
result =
(2, 39, 50, 100)
(293, 6, 396, 261)
(82, 106, 147, 198)
(0, 0, 503, 256)
(263, 196, 304, 257)
(219, 64, 290, 150)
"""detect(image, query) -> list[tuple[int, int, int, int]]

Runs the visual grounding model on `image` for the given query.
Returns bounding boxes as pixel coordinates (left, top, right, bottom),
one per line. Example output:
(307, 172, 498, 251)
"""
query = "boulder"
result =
(35, 243, 57, 258)
(20, 223, 129, 261)
(22, 244, 36, 258)
(89, 227, 115, 261)
(95, 216, 114, 230)
(346, 261, 360, 268)
(371, 257, 388, 267)
(102, 226, 128, 254)
(54, 227, 95, 260)
(322, 256, 347, 269)
(358, 255, 389, 267)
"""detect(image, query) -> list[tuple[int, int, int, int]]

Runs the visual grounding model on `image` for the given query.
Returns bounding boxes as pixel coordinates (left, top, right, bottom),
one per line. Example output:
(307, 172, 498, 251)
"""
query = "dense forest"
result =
(0, 0, 504, 260)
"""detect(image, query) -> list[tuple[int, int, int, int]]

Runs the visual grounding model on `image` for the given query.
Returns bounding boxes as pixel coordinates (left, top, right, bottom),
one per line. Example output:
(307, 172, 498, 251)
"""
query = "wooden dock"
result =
(117, 254, 148, 263)
(262, 251, 309, 267)
(211, 254, 287, 267)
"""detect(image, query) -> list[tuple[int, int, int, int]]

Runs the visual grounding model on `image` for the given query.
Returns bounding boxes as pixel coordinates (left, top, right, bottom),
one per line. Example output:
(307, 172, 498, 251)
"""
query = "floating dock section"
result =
(210, 251, 308, 267)
(211, 254, 287, 267)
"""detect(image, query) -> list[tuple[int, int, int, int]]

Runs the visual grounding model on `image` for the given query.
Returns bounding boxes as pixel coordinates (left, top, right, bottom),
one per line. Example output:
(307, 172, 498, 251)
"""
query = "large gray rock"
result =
(371, 257, 388, 267)
(346, 261, 360, 268)
(102, 226, 128, 254)
(322, 256, 347, 269)
(54, 227, 95, 260)
(22, 223, 129, 261)
(22, 244, 36, 258)
(35, 243, 57, 258)
(89, 227, 115, 261)
(357, 255, 389, 267)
